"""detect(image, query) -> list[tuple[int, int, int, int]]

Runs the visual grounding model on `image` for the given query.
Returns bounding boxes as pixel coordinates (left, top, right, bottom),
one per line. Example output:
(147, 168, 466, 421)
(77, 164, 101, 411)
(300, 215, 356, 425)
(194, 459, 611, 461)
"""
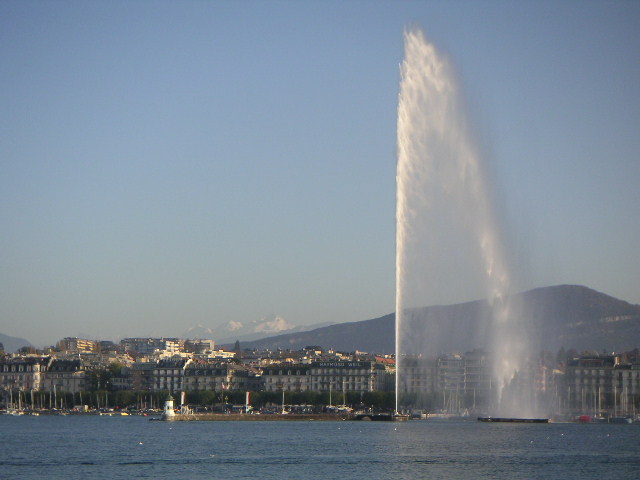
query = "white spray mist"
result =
(396, 28, 533, 416)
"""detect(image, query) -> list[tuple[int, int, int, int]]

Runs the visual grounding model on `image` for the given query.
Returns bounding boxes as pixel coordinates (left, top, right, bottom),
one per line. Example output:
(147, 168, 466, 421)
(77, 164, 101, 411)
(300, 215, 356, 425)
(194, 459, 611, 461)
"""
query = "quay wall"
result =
(166, 413, 352, 421)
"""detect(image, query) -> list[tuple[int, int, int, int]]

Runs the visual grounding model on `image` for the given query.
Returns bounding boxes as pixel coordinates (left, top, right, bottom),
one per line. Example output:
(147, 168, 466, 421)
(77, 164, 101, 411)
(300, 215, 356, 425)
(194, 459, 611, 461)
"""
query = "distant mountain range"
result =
(236, 285, 640, 354)
(3, 285, 639, 355)
(181, 316, 333, 345)
(0, 333, 33, 354)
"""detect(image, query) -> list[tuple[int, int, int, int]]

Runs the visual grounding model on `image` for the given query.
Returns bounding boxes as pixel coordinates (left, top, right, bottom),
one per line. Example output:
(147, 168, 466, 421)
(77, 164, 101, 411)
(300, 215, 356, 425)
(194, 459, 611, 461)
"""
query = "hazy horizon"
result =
(1, 283, 635, 349)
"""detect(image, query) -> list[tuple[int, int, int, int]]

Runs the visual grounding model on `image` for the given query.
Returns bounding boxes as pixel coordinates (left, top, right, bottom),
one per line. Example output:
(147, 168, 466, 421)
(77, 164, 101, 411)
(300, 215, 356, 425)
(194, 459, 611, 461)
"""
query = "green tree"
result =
(114, 390, 136, 409)
(109, 361, 123, 376)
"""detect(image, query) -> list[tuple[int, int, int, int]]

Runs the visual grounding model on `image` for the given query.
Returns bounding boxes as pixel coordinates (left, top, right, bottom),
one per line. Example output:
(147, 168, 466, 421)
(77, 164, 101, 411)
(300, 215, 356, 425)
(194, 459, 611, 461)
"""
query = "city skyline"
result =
(2, 1, 639, 346)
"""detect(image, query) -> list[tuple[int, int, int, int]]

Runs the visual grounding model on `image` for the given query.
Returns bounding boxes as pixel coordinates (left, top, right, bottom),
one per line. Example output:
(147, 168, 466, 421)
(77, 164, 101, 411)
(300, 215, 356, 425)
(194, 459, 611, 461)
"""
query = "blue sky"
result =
(1, 1, 639, 346)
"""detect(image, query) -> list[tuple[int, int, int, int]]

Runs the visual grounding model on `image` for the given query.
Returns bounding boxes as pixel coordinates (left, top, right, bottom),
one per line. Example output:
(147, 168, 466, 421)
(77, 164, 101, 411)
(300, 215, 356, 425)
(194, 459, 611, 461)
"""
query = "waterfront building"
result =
(130, 361, 155, 391)
(262, 361, 381, 394)
(0, 356, 49, 391)
(262, 364, 311, 392)
(564, 353, 640, 416)
(151, 360, 259, 393)
(398, 356, 437, 395)
(1, 339, 638, 417)
(230, 365, 263, 391)
(110, 369, 133, 391)
(152, 358, 190, 392)
(397, 350, 494, 410)
(437, 354, 465, 392)
(462, 349, 492, 400)
(42, 359, 86, 394)
(309, 361, 376, 394)
(182, 362, 233, 392)
(373, 356, 395, 392)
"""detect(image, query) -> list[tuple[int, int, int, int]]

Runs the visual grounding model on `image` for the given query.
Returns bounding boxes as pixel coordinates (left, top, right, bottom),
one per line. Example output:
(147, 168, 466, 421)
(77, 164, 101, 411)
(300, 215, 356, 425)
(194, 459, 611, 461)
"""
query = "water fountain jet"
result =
(395, 28, 540, 419)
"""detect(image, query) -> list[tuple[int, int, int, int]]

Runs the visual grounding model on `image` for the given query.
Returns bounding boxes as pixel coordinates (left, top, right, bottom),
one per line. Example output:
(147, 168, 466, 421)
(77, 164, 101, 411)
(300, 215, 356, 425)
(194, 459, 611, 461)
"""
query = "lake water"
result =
(1, 415, 638, 479)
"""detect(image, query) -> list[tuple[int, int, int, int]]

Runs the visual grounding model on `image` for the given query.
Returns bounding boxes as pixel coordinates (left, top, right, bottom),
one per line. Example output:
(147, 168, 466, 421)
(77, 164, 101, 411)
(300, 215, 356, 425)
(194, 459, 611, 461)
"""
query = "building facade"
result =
(0, 356, 49, 391)
(182, 362, 233, 392)
(564, 353, 640, 416)
(58, 338, 96, 353)
(262, 361, 379, 394)
(41, 359, 86, 394)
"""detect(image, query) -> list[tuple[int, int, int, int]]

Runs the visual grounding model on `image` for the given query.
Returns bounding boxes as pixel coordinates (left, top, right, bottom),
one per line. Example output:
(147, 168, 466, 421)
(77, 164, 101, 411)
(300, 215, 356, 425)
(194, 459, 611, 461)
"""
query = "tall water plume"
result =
(395, 28, 535, 416)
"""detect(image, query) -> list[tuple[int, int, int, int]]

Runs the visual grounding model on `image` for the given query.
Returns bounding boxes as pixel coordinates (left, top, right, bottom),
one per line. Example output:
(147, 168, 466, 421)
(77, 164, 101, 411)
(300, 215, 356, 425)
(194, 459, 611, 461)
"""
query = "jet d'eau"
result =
(395, 28, 539, 418)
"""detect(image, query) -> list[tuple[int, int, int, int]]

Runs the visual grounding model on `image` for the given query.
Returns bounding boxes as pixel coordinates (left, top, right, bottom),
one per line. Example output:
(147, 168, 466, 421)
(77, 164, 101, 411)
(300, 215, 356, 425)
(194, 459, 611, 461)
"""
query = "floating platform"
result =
(353, 413, 409, 422)
(478, 417, 549, 423)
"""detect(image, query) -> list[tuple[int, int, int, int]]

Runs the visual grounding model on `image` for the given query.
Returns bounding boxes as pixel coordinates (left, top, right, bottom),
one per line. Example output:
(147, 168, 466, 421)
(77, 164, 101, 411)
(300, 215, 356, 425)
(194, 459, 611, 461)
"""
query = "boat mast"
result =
(342, 379, 346, 406)
(329, 381, 332, 407)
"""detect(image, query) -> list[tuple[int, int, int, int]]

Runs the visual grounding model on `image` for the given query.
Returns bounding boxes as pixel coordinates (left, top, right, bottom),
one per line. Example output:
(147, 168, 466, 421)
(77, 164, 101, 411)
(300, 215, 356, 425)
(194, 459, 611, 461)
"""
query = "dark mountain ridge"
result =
(240, 285, 640, 354)
(0, 333, 33, 354)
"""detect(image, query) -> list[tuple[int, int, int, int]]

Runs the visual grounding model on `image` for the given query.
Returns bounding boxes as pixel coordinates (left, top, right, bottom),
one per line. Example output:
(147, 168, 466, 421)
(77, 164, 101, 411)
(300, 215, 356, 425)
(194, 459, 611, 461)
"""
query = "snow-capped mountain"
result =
(182, 315, 309, 344)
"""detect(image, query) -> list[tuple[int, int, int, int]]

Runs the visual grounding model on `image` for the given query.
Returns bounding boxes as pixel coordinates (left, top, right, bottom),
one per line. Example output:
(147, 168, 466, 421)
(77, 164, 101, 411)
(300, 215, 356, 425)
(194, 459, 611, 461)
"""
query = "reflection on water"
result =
(1, 416, 638, 479)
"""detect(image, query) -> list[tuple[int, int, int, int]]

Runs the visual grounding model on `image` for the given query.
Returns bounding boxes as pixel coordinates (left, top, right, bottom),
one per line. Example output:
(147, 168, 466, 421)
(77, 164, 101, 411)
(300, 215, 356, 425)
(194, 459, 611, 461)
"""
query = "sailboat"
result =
(7, 389, 24, 415)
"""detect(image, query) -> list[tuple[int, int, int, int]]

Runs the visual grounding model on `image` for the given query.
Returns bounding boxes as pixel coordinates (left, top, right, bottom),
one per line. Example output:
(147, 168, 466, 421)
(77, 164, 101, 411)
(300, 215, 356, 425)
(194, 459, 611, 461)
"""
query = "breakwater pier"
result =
(161, 413, 351, 421)
(161, 412, 408, 422)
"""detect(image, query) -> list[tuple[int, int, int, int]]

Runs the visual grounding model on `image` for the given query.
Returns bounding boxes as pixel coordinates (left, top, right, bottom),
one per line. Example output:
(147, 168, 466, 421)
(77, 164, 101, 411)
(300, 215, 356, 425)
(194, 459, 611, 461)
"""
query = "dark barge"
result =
(478, 417, 549, 423)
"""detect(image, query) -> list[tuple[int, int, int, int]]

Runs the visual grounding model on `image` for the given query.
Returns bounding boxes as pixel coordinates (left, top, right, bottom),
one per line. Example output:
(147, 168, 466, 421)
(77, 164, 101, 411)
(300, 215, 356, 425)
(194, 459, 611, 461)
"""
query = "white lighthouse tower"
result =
(162, 394, 175, 420)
